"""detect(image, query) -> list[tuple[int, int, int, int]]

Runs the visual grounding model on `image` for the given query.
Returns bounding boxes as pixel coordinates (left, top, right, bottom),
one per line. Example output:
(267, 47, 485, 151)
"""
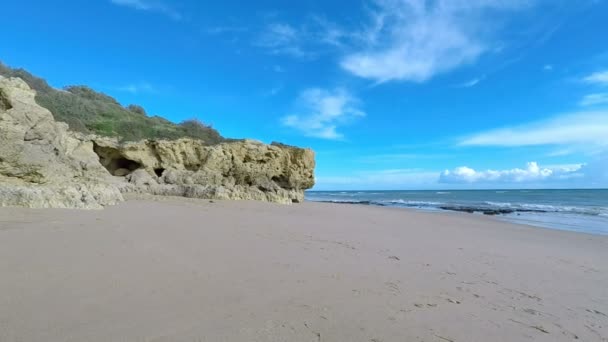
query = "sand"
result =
(0, 198, 607, 342)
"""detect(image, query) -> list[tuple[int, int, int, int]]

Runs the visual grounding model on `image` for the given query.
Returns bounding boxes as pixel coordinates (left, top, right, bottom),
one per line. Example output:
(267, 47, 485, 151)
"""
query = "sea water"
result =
(305, 189, 608, 235)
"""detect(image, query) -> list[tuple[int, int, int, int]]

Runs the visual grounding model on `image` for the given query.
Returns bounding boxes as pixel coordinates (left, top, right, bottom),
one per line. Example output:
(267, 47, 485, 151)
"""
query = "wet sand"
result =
(1, 198, 607, 341)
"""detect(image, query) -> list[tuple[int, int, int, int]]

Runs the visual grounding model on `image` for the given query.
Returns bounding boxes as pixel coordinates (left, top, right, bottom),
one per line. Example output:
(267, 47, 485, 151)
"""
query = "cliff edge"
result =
(0, 76, 315, 208)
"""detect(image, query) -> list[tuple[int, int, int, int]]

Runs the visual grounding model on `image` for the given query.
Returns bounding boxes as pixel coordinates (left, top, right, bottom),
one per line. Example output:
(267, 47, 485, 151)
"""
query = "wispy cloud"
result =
(460, 111, 608, 151)
(282, 88, 365, 139)
(440, 162, 583, 184)
(262, 85, 283, 97)
(110, 0, 181, 20)
(253, 16, 348, 59)
(116, 82, 156, 94)
(204, 26, 248, 35)
(543, 64, 554, 71)
(310, 15, 347, 47)
(583, 70, 608, 85)
(458, 77, 483, 88)
(580, 93, 608, 106)
(254, 23, 310, 58)
(358, 152, 456, 163)
(340, 0, 535, 83)
(316, 169, 438, 190)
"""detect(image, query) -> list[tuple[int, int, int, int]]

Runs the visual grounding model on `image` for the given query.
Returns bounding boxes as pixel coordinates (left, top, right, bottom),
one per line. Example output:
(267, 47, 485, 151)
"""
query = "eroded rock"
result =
(0, 76, 316, 208)
(0, 76, 123, 209)
(92, 137, 315, 204)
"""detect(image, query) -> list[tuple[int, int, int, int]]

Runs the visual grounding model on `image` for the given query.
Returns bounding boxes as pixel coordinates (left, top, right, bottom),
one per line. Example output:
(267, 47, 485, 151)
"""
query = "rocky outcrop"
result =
(91, 137, 315, 204)
(0, 76, 315, 208)
(0, 76, 123, 209)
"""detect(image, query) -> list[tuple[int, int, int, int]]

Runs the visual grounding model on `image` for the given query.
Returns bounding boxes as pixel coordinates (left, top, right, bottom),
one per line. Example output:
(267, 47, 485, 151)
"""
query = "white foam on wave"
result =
(483, 201, 608, 216)
(484, 201, 512, 208)
(382, 199, 443, 206)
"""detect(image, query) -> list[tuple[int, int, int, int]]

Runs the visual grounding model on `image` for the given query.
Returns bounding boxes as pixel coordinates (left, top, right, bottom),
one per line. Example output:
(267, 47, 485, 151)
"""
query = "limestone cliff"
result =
(92, 137, 315, 204)
(0, 76, 315, 208)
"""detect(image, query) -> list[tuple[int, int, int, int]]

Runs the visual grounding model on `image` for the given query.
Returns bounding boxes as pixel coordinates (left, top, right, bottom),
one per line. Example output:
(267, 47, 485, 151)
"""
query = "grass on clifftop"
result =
(0, 62, 224, 144)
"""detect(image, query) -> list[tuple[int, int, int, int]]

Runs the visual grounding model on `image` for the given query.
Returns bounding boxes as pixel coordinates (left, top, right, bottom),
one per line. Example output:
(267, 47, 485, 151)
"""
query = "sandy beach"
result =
(1, 198, 607, 342)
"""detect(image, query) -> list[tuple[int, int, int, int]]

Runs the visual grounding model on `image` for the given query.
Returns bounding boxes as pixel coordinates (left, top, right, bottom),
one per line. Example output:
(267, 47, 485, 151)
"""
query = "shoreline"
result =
(309, 199, 608, 237)
(130, 193, 608, 237)
(1, 198, 607, 341)
(305, 189, 608, 236)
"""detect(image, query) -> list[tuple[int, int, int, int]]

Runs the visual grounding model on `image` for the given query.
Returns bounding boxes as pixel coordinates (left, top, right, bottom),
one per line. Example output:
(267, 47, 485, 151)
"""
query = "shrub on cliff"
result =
(0, 62, 224, 144)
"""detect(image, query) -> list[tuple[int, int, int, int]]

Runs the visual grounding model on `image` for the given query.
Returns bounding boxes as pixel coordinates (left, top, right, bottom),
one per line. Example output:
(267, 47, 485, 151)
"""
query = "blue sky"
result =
(2, 0, 608, 190)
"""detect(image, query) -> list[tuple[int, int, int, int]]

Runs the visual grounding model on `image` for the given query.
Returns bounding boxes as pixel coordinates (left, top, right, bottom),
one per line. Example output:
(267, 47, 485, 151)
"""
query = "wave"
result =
(380, 199, 443, 207)
(481, 201, 608, 216)
(441, 202, 608, 217)
(315, 199, 443, 208)
(316, 199, 379, 206)
(311, 198, 607, 217)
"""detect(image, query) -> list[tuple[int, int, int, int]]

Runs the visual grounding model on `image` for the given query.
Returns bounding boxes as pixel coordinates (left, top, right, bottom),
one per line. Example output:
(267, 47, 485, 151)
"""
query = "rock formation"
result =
(0, 76, 315, 208)
(92, 137, 315, 204)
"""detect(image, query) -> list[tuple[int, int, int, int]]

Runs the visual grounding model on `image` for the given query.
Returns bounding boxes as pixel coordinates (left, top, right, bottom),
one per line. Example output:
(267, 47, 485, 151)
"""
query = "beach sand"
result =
(1, 198, 607, 341)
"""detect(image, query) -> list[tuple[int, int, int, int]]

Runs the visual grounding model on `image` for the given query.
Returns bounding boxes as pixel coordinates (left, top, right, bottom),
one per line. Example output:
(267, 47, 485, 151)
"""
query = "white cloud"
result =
(110, 0, 181, 20)
(583, 70, 608, 85)
(439, 162, 583, 184)
(580, 93, 608, 106)
(282, 88, 365, 139)
(315, 159, 608, 189)
(340, 0, 534, 83)
(543, 64, 553, 71)
(460, 111, 608, 150)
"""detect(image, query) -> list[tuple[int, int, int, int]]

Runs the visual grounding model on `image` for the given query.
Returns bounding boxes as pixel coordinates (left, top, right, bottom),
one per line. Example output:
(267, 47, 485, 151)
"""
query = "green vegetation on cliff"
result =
(0, 62, 224, 143)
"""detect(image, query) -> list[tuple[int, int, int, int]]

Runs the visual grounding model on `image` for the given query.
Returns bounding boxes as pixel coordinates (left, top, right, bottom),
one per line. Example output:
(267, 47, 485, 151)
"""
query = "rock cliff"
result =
(0, 76, 315, 208)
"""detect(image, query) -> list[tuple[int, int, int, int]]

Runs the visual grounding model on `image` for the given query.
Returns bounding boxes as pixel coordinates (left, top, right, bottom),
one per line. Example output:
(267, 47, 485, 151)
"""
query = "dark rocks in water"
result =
(482, 209, 516, 216)
(439, 206, 545, 216)
(320, 200, 384, 206)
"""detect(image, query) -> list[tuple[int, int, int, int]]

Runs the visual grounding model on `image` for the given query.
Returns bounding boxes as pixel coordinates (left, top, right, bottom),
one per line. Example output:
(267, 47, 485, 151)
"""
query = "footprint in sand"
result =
(445, 298, 462, 304)
(385, 282, 400, 296)
(586, 308, 608, 317)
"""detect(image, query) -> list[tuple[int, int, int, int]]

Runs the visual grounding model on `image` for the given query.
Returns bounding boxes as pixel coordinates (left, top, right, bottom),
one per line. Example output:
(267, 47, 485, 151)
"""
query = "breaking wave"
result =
(313, 198, 607, 217)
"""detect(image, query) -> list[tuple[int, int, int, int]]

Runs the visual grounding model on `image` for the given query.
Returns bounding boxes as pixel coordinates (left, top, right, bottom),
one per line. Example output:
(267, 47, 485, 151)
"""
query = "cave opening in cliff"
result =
(272, 175, 290, 188)
(93, 143, 142, 177)
(154, 168, 165, 177)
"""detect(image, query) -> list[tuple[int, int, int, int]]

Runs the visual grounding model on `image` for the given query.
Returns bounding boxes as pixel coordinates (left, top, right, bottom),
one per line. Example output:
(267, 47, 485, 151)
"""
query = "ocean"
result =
(305, 189, 608, 235)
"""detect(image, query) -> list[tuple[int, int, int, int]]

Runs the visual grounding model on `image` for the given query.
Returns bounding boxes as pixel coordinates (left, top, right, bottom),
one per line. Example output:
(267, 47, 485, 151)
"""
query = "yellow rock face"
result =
(0, 76, 316, 208)
(92, 138, 315, 204)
